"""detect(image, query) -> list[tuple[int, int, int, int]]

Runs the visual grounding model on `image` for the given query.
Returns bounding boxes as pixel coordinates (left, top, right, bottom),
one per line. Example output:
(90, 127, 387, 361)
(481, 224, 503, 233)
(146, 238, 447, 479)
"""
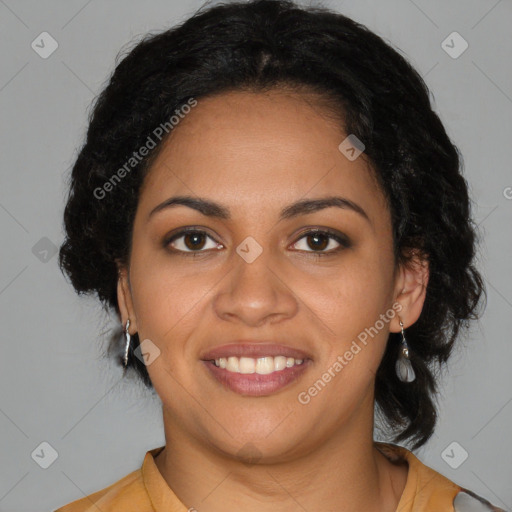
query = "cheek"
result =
(321, 252, 394, 326)
(318, 250, 395, 371)
(129, 253, 212, 346)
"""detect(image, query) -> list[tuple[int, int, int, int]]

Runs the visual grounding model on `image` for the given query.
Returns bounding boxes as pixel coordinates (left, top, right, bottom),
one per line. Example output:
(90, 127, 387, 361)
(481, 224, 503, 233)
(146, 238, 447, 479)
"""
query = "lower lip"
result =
(202, 360, 311, 396)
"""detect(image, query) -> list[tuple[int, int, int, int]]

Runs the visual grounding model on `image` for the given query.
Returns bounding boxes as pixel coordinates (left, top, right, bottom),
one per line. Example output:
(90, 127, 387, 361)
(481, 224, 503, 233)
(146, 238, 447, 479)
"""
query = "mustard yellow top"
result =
(54, 442, 505, 511)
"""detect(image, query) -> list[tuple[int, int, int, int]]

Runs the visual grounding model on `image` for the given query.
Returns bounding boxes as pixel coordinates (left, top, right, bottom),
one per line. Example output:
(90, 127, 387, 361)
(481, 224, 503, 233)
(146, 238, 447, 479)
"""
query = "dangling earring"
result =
(122, 319, 131, 369)
(395, 318, 416, 382)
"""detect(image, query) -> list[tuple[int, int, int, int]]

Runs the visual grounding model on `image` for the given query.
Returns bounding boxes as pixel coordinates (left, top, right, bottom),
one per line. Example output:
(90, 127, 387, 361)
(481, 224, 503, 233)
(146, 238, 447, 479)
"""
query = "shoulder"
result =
(53, 468, 148, 511)
(453, 488, 508, 512)
(375, 442, 507, 512)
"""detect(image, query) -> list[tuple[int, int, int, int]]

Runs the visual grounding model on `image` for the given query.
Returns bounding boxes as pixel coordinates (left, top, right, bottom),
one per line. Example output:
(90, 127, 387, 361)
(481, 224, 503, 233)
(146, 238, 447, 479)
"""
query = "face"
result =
(117, 88, 428, 462)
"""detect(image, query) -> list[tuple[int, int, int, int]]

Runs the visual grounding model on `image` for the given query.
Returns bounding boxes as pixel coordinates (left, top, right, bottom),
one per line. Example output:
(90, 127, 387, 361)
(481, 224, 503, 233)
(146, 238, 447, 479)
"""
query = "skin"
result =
(117, 88, 429, 512)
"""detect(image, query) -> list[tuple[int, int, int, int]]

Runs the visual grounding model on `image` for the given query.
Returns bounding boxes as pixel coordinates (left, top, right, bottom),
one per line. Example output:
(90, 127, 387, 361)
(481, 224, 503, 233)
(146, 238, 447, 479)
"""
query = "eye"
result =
(165, 229, 223, 254)
(164, 227, 350, 256)
(291, 228, 351, 255)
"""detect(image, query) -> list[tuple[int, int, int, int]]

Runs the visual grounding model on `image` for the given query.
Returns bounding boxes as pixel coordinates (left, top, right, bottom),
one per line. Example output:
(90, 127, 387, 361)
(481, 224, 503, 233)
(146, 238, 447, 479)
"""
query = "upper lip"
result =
(200, 341, 312, 361)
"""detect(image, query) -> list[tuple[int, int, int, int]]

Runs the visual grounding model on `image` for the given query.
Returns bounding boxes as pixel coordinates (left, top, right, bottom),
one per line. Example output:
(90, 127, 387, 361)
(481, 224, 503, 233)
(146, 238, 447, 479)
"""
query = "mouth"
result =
(200, 342, 313, 396)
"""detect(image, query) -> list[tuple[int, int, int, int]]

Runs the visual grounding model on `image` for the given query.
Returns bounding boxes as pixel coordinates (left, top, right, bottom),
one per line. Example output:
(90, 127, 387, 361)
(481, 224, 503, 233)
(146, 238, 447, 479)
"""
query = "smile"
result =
(203, 357, 311, 396)
(212, 355, 305, 374)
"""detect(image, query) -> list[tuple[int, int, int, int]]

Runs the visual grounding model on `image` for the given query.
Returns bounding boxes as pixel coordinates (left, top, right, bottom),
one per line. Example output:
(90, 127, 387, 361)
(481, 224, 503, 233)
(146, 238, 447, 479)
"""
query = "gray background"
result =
(0, 0, 511, 510)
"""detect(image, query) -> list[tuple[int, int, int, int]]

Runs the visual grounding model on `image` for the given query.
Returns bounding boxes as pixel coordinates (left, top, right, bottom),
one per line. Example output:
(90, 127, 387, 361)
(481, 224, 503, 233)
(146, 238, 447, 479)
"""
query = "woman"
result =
(55, 0, 505, 510)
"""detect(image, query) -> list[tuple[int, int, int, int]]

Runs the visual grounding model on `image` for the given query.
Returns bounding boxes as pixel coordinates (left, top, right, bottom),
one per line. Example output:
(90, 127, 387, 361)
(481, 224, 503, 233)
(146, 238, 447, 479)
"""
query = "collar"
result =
(141, 446, 189, 511)
(140, 442, 462, 511)
(374, 441, 462, 511)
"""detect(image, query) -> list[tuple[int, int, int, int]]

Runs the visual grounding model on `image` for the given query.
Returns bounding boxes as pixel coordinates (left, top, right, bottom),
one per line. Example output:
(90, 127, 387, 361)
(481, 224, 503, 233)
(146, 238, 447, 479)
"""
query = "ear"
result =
(116, 260, 138, 334)
(390, 249, 429, 333)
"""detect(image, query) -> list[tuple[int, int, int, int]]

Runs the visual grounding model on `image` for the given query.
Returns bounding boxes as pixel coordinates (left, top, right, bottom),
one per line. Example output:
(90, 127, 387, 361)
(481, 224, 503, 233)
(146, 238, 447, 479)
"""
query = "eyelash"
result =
(163, 227, 352, 257)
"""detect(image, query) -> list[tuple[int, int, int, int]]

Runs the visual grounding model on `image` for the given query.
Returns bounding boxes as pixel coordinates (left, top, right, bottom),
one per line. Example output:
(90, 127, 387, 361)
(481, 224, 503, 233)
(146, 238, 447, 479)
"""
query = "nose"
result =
(213, 246, 298, 328)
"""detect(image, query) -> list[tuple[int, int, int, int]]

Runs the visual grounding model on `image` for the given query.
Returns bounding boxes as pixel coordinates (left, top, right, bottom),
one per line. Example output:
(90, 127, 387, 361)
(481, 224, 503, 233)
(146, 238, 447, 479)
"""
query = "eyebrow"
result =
(147, 195, 371, 225)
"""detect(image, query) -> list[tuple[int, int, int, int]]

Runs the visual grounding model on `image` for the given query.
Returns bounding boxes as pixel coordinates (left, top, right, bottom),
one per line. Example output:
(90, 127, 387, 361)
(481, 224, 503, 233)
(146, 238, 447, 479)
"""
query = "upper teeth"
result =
(214, 356, 304, 374)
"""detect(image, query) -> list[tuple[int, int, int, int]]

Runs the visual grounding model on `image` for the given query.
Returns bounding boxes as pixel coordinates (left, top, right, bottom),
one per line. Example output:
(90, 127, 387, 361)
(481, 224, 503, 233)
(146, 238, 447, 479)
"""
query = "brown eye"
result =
(304, 232, 330, 251)
(292, 229, 351, 254)
(183, 232, 207, 250)
(166, 229, 222, 253)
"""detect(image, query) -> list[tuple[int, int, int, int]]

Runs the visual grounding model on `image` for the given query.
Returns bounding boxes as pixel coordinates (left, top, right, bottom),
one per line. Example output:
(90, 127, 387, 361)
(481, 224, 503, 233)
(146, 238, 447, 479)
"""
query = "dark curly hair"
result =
(58, 0, 486, 450)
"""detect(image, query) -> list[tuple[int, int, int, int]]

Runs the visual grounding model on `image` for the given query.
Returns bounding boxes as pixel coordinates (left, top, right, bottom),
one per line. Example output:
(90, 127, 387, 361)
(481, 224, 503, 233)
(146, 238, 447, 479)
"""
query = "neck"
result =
(154, 394, 407, 512)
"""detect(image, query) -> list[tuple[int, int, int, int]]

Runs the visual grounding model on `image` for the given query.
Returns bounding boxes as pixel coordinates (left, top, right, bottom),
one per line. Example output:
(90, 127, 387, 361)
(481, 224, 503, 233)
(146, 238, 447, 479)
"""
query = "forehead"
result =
(137, 89, 388, 225)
